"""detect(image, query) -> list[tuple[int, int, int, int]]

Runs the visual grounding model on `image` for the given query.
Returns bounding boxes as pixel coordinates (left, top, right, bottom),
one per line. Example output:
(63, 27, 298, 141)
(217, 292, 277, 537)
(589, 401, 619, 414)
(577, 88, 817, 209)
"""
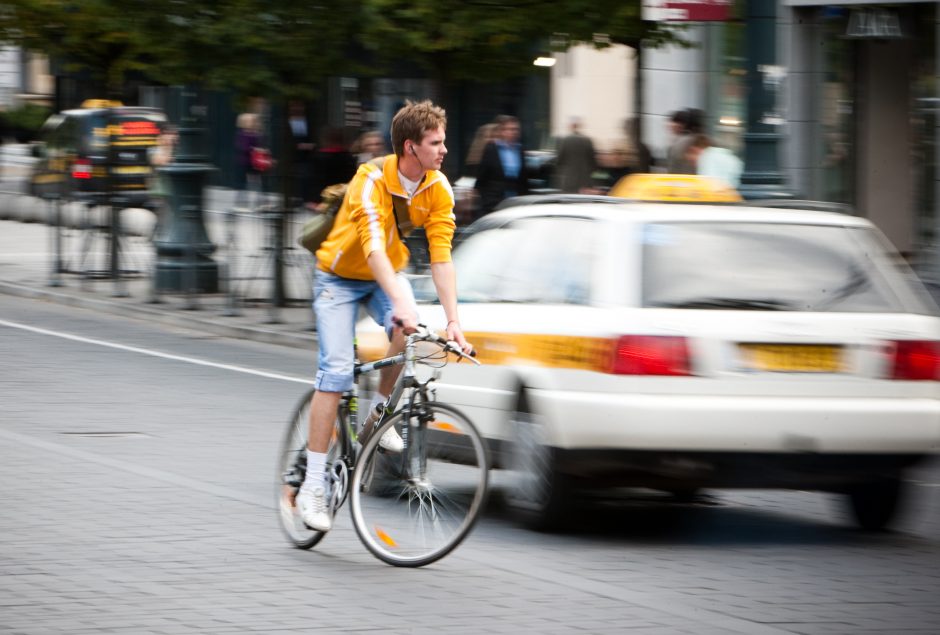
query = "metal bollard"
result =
(182, 214, 200, 310)
(264, 202, 283, 324)
(221, 205, 241, 316)
(110, 205, 130, 298)
(47, 196, 64, 288)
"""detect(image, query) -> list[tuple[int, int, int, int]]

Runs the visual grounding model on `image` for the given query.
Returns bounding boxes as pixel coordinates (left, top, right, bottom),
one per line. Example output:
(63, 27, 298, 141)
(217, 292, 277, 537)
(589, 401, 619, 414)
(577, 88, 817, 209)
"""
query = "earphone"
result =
(409, 143, 426, 171)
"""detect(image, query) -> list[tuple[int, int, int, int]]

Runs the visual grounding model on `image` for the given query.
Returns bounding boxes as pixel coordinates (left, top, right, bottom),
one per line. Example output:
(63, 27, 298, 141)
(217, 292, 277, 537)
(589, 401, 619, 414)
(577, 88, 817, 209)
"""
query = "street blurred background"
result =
(2, 1, 940, 634)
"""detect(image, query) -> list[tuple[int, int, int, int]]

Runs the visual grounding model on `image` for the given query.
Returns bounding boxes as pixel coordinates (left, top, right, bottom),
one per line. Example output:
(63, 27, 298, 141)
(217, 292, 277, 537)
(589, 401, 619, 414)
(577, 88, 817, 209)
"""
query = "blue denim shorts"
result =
(312, 270, 414, 393)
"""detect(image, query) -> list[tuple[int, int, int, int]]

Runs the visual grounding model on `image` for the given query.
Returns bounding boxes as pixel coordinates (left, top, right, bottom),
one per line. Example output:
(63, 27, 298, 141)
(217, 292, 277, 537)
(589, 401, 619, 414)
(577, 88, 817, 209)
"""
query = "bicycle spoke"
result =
(351, 404, 489, 567)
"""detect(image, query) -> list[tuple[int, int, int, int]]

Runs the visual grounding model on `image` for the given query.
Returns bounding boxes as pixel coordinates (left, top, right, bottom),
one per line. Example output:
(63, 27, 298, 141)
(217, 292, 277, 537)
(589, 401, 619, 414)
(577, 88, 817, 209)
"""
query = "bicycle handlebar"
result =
(408, 324, 481, 366)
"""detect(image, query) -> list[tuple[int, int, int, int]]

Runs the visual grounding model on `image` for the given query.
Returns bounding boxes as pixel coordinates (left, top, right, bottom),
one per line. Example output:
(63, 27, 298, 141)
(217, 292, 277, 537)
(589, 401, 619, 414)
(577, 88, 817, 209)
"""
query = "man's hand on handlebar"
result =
(445, 320, 473, 357)
(391, 304, 419, 334)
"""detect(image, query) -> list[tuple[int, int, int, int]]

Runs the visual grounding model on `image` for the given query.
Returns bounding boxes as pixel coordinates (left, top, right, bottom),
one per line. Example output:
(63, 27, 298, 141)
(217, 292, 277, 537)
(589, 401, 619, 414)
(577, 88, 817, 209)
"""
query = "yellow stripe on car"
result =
(357, 329, 613, 373)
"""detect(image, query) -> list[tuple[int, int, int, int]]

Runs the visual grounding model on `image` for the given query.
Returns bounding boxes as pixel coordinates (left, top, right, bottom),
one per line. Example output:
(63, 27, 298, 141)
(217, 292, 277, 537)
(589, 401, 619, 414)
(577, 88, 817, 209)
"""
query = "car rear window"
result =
(641, 222, 935, 314)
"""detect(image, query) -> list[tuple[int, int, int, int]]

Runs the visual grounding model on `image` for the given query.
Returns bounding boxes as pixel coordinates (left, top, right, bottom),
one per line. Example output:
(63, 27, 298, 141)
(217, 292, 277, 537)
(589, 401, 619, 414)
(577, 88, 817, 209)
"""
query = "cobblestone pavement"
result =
(2, 177, 940, 634)
(1, 295, 939, 635)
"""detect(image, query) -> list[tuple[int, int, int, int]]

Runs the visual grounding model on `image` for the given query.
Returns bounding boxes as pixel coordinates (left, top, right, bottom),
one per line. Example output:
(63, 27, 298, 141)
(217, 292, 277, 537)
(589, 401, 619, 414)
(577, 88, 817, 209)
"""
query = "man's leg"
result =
(296, 272, 362, 531)
(308, 389, 341, 453)
(376, 327, 405, 396)
(294, 390, 342, 532)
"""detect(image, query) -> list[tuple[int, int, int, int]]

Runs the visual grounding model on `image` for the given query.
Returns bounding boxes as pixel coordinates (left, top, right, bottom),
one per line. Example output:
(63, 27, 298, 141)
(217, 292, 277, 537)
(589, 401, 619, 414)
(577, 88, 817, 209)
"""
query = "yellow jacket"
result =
(316, 154, 457, 280)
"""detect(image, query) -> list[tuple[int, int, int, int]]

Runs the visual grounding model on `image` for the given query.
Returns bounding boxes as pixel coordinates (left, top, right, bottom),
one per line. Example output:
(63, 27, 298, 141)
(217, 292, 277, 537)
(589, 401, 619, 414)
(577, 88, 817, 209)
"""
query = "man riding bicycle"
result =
(297, 100, 472, 532)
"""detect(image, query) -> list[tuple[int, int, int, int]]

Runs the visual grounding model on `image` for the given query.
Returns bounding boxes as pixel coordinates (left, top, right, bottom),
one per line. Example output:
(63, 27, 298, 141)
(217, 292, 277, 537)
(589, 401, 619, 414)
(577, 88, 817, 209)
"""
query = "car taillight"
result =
(890, 340, 940, 380)
(610, 335, 691, 376)
(72, 159, 92, 179)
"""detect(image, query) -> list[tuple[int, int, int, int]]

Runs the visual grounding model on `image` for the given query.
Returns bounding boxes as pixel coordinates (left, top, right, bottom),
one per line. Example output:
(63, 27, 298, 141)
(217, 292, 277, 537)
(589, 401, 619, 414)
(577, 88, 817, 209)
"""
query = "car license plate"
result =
(738, 343, 843, 373)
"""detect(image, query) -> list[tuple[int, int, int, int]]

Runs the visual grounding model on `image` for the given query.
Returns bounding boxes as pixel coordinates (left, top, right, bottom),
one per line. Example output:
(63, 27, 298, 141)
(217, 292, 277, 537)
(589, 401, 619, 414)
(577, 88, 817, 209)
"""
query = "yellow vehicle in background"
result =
(608, 173, 742, 203)
(30, 100, 166, 206)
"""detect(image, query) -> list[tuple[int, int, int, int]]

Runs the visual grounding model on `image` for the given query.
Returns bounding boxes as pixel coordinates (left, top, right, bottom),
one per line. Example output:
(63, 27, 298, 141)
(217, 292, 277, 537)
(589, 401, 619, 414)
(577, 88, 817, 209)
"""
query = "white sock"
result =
(303, 450, 328, 490)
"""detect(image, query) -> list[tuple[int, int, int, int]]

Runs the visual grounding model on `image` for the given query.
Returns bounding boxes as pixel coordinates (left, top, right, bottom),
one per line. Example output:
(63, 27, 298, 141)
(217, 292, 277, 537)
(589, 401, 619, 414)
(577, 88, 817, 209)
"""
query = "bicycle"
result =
(276, 324, 489, 567)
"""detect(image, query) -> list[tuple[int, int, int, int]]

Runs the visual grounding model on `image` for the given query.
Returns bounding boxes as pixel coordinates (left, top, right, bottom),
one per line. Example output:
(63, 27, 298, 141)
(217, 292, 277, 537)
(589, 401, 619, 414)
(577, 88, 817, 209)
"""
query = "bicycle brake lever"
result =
(447, 341, 481, 365)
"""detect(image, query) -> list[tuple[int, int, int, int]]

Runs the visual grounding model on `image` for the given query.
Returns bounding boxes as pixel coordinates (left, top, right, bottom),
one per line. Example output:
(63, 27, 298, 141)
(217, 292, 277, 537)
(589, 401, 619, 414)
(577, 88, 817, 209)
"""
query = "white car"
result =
(357, 190, 940, 531)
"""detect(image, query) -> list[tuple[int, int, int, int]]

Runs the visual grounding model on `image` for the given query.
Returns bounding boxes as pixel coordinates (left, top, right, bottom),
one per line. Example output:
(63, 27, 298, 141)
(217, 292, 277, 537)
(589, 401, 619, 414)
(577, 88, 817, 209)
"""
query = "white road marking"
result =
(0, 317, 497, 395)
(0, 318, 313, 385)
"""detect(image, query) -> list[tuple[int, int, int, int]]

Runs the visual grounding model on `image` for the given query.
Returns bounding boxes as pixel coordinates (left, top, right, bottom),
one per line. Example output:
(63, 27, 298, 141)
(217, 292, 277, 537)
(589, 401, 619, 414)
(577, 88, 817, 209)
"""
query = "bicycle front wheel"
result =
(350, 402, 489, 567)
(276, 389, 352, 549)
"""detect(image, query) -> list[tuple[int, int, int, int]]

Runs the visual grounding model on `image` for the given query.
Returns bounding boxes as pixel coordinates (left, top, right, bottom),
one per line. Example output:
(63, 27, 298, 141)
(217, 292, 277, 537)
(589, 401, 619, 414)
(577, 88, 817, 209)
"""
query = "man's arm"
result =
(430, 260, 470, 352)
(367, 250, 418, 331)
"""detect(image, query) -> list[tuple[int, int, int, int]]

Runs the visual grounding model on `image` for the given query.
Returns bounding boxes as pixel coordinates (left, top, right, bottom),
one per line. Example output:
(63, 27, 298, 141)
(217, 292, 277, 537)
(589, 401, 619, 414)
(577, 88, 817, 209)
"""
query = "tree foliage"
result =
(358, 0, 682, 84)
(131, 1, 362, 101)
(0, 0, 680, 99)
(0, 0, 361, 101)
(0, 0, 154, 95)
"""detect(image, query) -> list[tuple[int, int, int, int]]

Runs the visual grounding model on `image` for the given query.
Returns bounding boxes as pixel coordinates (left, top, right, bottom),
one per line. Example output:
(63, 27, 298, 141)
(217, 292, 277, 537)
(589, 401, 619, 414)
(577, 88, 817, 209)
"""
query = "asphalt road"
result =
(1, 294, 938, 634)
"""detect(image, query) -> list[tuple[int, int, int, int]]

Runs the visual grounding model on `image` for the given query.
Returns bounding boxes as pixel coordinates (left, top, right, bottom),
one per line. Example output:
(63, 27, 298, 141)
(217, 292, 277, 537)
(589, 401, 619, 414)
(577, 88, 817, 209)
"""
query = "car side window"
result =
(456, 216, 596, 305)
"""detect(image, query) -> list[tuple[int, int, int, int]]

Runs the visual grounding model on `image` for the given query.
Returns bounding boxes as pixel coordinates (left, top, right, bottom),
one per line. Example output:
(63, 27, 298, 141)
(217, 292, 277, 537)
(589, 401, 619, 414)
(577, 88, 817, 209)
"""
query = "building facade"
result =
(641, 0, 938, 269)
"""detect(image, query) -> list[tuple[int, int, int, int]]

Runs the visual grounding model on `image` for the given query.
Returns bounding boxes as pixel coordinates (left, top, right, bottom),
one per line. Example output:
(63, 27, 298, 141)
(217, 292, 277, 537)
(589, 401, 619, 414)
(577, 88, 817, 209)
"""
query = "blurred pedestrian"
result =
(597, 140, 639, 192)
(464, 122, 497, 176)
(306, 127, 357, 206)
(685, 134, 743, 188)
(624, 117, 654, 174)
(234, 112, 268, 211)
(352, 130, 387, 164)
(455, 122, 497, 223)
(289, 101, 314, 205)
(148, 125, 177, 237)
(554, 117, 597, 193)
(665, 108, 703, 174)
(474, 115, 528, 218)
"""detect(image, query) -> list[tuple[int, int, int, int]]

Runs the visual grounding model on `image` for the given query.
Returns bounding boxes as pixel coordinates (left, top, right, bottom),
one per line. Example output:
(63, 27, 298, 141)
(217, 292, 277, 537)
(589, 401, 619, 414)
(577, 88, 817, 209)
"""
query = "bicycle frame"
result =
(280, 325, 486, 566)
(350, 330, 443, 480)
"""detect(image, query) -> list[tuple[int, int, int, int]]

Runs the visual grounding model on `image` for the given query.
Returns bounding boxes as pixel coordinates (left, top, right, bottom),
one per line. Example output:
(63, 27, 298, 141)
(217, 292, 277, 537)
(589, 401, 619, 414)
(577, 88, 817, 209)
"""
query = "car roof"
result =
(60, 106, 165, 118)
(476, 198, 874, 229)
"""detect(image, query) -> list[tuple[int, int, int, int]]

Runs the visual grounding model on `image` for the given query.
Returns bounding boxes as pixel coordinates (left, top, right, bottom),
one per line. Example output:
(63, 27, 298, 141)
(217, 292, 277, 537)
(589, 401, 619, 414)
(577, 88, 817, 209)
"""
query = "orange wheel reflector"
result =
(429, 421, 460, 433)
(375, 526, 398, 548)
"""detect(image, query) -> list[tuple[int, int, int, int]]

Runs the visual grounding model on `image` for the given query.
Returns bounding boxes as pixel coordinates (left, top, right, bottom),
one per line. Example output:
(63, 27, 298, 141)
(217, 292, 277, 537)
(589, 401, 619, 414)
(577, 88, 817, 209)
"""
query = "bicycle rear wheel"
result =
(276, 389, 352, 549)
(350, 402, 489, 567)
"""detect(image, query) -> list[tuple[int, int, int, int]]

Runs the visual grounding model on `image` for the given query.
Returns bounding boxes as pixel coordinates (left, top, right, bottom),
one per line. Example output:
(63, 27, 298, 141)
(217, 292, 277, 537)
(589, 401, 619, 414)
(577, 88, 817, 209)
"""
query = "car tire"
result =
(505, 390, 571, 531)
(845, 475, 904, 531)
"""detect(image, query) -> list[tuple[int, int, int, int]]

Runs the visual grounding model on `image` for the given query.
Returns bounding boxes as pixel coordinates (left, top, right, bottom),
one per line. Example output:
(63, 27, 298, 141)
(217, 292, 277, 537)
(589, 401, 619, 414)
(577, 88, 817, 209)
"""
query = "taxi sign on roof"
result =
(609, 173, 743, 203)
(80, 99, 124, 109)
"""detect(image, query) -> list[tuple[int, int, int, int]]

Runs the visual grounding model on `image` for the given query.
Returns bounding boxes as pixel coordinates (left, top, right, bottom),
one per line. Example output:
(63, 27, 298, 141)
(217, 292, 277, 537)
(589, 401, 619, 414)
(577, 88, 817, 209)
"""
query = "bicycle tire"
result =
(350, 402, 489, 567)
(276, 388, 352, 549)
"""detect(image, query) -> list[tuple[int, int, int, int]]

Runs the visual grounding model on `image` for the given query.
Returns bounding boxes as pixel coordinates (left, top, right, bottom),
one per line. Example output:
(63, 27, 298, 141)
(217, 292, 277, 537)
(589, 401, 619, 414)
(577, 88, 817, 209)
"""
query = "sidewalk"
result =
(0, 188, 319, 349)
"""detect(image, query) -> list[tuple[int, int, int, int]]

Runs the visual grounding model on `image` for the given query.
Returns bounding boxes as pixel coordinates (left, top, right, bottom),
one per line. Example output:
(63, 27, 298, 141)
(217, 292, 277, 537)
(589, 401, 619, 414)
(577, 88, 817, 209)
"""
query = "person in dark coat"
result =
(288, 101, 315, 204)
(473, 115, 528, 218)
(307, 127, 357, 206)
(554, 117, 597, 193)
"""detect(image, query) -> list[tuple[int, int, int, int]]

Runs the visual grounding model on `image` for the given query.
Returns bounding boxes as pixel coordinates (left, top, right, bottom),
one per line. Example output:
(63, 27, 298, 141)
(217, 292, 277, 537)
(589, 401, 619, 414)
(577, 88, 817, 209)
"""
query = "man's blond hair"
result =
(390, 100, 447, 157)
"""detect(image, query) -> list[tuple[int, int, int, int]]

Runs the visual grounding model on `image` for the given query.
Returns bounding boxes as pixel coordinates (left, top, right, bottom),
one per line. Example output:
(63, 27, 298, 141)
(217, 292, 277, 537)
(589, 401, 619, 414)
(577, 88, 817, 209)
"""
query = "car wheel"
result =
(845, 475, 904, 531)
(505, 391, 571, 531)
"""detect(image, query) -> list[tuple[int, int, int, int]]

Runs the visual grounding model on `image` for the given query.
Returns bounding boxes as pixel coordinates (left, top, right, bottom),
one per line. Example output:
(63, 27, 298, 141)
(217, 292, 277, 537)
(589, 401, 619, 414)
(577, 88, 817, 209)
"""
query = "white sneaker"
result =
(378, 426, 404, 453)
(296, 485, 332, 532)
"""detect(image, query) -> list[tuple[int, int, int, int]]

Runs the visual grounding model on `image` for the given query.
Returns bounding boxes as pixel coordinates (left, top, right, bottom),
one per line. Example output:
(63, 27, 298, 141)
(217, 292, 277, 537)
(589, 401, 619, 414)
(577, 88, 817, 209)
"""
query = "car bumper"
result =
(549, 448, 926, 490)
(532, 389, 940, 455)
